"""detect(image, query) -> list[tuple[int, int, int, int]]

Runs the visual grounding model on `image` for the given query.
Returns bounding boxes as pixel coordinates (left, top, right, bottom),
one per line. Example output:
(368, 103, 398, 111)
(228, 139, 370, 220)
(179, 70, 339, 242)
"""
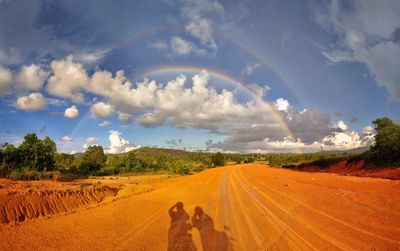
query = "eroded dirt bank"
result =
(0, 164, 399, 250)
(0, 181, 119, 224)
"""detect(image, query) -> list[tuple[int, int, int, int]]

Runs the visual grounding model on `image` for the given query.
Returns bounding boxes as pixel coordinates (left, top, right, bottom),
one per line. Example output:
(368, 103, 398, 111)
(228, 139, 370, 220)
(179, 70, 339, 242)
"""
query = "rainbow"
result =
(138, 65, 297, 141)
(105, 25, 303, 104)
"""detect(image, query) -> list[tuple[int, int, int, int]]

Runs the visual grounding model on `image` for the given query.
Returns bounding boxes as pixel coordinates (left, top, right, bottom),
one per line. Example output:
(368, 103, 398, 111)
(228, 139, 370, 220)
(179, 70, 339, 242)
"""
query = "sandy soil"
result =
(1, 164, 399, 250)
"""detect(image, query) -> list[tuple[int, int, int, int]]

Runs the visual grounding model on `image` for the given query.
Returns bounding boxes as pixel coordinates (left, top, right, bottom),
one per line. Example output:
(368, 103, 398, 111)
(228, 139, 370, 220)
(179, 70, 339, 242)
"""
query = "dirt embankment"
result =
(0, 184, 119, 224)
(289, 160, 400, 180)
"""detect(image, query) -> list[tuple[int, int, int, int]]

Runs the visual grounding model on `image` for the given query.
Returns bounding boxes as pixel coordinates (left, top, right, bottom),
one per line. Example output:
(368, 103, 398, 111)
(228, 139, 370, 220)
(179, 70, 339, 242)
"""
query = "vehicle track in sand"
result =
(1, 164, 399, 250)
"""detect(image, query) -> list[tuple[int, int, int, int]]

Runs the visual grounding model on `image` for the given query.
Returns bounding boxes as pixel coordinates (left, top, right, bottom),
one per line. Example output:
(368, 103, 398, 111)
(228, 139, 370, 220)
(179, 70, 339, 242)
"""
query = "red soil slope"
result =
(294, 160, 400, 180)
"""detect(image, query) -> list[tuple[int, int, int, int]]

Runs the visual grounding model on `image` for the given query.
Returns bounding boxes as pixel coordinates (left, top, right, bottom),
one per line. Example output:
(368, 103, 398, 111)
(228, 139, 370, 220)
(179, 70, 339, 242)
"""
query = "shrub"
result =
(211, 152, 225, 167)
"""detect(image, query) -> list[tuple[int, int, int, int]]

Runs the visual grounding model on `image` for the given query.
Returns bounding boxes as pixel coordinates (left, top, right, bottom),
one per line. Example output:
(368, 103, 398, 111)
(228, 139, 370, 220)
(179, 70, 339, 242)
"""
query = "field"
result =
(1, 163, 399, 250)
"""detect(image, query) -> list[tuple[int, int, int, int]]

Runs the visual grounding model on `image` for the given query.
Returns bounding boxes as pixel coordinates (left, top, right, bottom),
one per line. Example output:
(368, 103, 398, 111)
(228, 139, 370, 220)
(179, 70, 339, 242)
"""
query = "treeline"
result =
(1, 117, 399, 180)
(0, 135, 230, 180)
(268, 117, 400, 168)
(0, 133, 57, 179)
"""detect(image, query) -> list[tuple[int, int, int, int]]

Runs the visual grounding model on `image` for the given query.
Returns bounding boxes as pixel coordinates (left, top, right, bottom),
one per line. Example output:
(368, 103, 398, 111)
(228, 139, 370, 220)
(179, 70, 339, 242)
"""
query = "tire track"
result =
(238, 166, 400, 248)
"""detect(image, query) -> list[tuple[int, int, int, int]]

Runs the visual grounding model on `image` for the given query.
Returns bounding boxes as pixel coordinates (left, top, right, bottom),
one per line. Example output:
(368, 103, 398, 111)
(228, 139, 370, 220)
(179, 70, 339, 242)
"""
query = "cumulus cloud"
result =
(335, 120, 348, 131)
(90, 102, 114, 118)
(64, 105, 79, 118)
(98, 120, 112, 127)
(0, 66, 13, 95)
(62, 135, 73, 142)
(46, 56, 89, 103)
(322, 131, 363, 149)
(86, 137, 98, 143)
(88, 70, 158, 112)
(16, 64, 49, 91)
(314, 0, 400, 100)
(274, 98, 289, 112)
(117, 113, 133, 123)
(16, 92, 46, 111)
(106, 130, 140, 154)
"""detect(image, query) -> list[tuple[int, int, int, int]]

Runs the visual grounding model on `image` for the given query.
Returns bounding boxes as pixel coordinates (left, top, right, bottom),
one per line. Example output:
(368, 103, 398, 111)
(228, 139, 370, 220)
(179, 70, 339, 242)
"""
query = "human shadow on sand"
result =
(168, 202, 196, 251)
(168, 202, 231, 251)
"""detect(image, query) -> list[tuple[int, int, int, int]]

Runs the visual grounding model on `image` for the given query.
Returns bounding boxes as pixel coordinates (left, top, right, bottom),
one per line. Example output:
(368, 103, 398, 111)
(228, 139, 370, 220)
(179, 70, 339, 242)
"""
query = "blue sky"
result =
(0, 0, 399, 153)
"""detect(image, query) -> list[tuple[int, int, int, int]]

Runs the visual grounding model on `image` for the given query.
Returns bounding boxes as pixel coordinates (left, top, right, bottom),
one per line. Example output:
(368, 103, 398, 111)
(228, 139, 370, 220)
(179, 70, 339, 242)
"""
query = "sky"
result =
(0, 0, 399, 154)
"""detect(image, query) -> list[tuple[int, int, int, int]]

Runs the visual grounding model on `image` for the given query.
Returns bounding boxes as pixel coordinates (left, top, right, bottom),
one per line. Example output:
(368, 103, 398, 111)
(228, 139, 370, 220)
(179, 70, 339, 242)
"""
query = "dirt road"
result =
(1, 164, 400, 250)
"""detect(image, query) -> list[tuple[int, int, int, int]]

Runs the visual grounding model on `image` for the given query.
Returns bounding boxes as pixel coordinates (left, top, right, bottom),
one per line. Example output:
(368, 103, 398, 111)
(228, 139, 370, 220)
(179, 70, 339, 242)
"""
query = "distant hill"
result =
(133, 147, 193, 157)
(318, 146, 370, 155)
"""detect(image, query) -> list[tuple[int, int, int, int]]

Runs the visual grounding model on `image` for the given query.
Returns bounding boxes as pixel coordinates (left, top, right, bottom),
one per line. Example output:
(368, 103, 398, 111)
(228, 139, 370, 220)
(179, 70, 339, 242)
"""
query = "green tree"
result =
(18, 133, 40, 169)
(80, 146, 107, 174)
(124, 151, 144, 173)
(370, 117, 400, 165)
(17, 133, 57, 171)
(38, 136, 57, 171)
(211, 152, 226, 167)
(56, 153, 75, 170)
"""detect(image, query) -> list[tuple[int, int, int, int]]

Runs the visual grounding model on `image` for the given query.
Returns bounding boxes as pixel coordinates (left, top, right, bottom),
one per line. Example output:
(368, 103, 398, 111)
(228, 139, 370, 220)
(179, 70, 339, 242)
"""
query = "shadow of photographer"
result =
(168, 202, 231, 251)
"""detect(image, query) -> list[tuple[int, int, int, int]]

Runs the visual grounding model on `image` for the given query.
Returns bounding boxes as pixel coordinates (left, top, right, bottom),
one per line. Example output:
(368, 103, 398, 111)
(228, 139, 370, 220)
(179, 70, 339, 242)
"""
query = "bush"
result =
(211, 152, 225, 167)
(79, 145, 107, 174)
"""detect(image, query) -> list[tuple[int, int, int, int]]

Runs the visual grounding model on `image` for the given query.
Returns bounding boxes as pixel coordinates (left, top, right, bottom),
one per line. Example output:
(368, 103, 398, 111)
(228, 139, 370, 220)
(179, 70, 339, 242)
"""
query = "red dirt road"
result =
(1, 164, 400, 250)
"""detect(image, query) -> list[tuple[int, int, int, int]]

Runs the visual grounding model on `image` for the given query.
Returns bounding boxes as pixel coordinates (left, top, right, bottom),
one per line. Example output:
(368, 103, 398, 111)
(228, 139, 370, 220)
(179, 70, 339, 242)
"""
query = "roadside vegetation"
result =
(1, 117, 399, 180)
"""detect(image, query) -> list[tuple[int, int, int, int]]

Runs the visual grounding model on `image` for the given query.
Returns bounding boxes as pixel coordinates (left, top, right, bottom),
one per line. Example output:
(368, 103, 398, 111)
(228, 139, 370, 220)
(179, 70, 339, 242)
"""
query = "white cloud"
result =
(274, 98, 289, 112)
(90, 101, 114, 118)
(82, 143, 98, 150)
(73, 48, 110, 65)
(185, 17, 217, 49)
(322, 131, 363, 149)
(16, 92, 46, 111)
(246, 83, 270, 98)
(335, 120, 348, 131)
(46, 56, 89, 103)
(106, 130, 140, 154)
(88, 70, 158, 112)
(62, 135, 73, 142)
(86, 137, 98, 143)
(64, 105, 79, 118)
(0, 66, 13, 95)
(315, 0, 400, 100)
(98, 120, 112, 127)
(170, 36, 194, 55)
(169, 36, 206, 56)
(118, 112, 133, 123)
(151, 36, 206, 57)
(241, 63, 261, 76)
(16, 64, 49, 91)
(180, 0, 223, 50)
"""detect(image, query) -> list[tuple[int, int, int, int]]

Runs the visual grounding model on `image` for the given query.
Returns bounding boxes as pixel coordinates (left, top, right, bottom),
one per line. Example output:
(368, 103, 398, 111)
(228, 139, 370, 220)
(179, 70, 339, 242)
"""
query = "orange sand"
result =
(0, 164, 399, 250)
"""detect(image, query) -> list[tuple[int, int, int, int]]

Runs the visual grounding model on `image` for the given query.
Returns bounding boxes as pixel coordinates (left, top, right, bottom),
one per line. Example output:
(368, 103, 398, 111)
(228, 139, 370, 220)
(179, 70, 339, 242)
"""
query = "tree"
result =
(80, 145, 107, 173)
(56, 153, 75, 170)
(211, 152, 226, 167)
(17, 133, 57, 171)
(370, 117, 400, 165)
(38, 136, 57, 171)
(124, 151, 144, 173)
(18, 133, 40, 169)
